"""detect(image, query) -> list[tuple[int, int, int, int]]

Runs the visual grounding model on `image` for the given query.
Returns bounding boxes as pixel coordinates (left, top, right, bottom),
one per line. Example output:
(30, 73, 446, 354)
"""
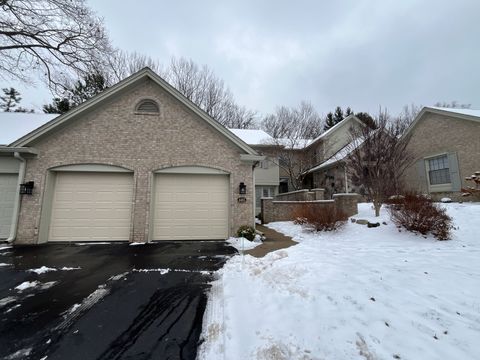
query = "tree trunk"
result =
(374, 200, 381, 217)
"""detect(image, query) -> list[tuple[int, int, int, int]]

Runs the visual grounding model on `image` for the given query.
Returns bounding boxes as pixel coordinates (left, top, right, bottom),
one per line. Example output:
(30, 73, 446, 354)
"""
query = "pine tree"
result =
(355, 112, 377, 129)
(0, 87, 22, 112)
(333, 106, 344, 124)
(345, 107, 353, 117)
(324, 112, 335, 130)
(43, 98, 71, 114)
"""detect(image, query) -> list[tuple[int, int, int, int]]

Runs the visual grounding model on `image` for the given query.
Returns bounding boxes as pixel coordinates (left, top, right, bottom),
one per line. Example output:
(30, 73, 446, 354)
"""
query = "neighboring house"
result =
(0, 68, 263, 244)
(402, 106, 480, 200)
(229, 129, 280, 215)
(302, 115, 365, 197)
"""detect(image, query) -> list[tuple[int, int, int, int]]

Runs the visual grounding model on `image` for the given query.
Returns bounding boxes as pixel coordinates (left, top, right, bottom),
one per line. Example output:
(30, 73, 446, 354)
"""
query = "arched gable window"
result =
(135, 99, 159, 114)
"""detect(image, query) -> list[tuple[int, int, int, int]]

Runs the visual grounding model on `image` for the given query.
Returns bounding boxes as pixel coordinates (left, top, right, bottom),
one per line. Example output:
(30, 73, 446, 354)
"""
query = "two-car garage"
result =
(45, 167, 229, 242)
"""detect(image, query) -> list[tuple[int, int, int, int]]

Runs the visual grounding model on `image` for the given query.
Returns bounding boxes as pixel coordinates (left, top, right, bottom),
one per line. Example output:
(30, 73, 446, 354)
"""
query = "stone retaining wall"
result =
(261, 193, 359, 223)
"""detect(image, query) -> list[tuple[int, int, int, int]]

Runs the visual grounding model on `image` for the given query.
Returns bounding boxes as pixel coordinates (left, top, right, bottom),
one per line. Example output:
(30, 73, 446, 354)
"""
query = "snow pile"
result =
(226, 236, 262, 251)
(15, 281, 39, 291)
(198, 203, 480, 360)
(61, 266, 81, 271)
(28, 266, 57, 274)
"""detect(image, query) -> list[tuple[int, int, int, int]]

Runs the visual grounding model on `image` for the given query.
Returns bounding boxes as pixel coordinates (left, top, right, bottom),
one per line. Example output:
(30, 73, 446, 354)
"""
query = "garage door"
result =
(0, 174, 18, 239)
(152, 174, 229, 240)
(49, 172, 133, 241)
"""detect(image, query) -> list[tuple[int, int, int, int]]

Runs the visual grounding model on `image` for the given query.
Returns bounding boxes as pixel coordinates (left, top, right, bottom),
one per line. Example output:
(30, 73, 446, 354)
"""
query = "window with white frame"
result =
(427, 154, 451, 185)
(260, 159, 269, 169)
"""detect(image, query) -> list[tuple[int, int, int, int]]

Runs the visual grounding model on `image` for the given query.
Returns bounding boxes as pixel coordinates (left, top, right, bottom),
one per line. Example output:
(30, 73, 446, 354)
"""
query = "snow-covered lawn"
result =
(198, 202, 480, 360)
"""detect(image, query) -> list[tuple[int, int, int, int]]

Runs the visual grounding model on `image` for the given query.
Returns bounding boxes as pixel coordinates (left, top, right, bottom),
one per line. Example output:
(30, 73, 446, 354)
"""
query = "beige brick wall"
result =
(16, 79, 254, 244)
(403, 112, 480, 194)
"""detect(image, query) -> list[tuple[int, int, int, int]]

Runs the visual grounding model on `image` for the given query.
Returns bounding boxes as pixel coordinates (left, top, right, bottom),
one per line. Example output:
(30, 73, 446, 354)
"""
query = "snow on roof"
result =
(0, 112, 59, 145)
(307, 137, 366, 173)
(428, 107, 480, 118)
(228, 128, 274, 145)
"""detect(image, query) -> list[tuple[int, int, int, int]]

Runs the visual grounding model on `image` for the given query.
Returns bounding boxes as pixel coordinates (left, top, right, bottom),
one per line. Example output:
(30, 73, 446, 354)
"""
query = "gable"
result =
(10, 68, 258, 156)
(404, 106, 480, 137)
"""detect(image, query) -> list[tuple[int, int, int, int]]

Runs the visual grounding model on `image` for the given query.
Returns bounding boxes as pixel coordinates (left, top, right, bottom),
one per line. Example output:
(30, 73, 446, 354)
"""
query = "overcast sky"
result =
(4, 0, 480, 118)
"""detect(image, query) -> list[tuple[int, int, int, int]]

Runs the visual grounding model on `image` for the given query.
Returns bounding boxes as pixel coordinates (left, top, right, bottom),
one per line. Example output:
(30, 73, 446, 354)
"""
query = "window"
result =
(260, 159, 269, 169)
(135, 99, 159, 114)
(427, 155, 451, 185)
(255, 186, 275, 207)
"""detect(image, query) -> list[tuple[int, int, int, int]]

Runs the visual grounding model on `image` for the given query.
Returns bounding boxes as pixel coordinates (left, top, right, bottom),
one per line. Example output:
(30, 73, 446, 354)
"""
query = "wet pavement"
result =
(0, 241, 236, 360)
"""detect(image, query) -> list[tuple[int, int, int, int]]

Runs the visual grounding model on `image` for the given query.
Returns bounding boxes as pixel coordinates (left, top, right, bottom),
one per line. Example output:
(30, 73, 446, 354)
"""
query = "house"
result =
(0, 68, 263, 244)
(228, 129, 280, 215)
(302, 115, 366, 197)
(402, 106, 480, 200)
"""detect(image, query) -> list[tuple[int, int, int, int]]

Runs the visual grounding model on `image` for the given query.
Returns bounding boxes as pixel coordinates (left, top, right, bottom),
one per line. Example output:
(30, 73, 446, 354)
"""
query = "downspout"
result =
(6, 152, 26, 243)
(344, 163, 349, 193)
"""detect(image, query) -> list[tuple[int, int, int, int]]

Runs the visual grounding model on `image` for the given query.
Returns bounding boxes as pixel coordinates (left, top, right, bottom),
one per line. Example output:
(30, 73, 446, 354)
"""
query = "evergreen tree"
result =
(333, 106, 344, 124)
(345, 107, 353, 117)
(43, 72, 107, 115)
(324, 112, 335, 130)
(0, 87, 22, 112)
(43, 98, 71, 114)
(355, 112, 377, 129)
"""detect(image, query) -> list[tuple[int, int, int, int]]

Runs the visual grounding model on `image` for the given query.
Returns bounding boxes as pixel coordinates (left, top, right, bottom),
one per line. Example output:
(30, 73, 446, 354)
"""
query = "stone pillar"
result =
(312, 188, 325, 200)
(261, 197, 274, 224)
(333, 193, 359, 217)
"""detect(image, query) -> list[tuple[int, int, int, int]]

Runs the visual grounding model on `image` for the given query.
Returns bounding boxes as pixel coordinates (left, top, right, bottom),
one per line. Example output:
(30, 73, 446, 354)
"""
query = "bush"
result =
(236, 225, 256, 241)
(291, 204, 347, 232)
(388, 193, 453, 240)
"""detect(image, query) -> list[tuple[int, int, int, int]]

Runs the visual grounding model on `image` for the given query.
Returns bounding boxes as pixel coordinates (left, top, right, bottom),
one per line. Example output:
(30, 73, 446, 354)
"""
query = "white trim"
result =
(50, 164, 133, 173)
(155, 166, 229, 175)
(424, 153, 452, 192)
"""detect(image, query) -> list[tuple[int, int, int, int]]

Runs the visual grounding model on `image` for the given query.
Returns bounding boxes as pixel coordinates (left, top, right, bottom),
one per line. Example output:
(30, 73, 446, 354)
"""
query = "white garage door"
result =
(0, 174, 18, 239)
(152, 174, 229, 240)
(49, 172, 133, 241)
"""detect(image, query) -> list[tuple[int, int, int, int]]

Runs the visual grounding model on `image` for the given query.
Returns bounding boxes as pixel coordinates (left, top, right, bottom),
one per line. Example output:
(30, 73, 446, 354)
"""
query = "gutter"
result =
(6, 152, 25, 243)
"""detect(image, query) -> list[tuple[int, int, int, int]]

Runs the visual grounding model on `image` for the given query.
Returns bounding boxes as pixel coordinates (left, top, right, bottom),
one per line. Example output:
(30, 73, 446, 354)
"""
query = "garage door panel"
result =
(153, 174, 229, 240)
(49, 172, 133, 241)
(0, 174, 18, 239)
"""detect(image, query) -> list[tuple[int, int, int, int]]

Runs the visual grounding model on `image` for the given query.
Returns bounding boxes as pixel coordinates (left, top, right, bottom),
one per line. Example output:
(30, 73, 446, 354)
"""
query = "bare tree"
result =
(0, 0, 112, 91)
(261, 102, 323, 139)
(261, 102, 323, 190)
(434, 101, 471, 109)
(346, 108, 413, 216)
(397, 103, 423, 125)
(106, 50, 163, 84)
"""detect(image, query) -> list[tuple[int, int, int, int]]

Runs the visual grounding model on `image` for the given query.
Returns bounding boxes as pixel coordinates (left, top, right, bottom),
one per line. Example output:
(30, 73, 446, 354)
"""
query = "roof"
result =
(305, 115, 365, 149)
(228, 128, 274, 145)
(306, 137, 366, 173)
(9, 68, 259, 156)
(404, 106, 480, 137)
(0, 113, 58, 145)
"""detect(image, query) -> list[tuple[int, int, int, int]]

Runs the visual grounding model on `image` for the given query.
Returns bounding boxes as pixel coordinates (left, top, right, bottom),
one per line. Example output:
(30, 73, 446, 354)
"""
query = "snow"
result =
(441, 197, 452, 203)
(60, 266, 81, 271)
(226, 236, 263, 251)
(198, 202, 480, 360)
(229, 128, 274, 146)
(28, 266, 57, 274)
(15, 281, 39, 291)
(0, 112, 58, 145)
(429, 106, 480, 119)
(0, 263, 11, 267)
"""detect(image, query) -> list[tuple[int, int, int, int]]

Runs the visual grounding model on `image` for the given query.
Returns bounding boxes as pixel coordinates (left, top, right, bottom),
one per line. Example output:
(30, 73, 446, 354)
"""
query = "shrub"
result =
(291, 204, 347, 232)
(236, 225, 256, 241)
(388, 192, 453, 240)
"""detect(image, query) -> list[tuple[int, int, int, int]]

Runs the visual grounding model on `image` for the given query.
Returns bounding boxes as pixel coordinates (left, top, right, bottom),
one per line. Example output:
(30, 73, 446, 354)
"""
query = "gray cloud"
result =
(3, 0, 479, 117)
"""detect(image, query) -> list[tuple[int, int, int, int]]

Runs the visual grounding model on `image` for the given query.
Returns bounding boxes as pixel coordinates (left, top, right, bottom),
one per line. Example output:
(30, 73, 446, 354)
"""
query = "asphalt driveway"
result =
(0, 241, 236, 360)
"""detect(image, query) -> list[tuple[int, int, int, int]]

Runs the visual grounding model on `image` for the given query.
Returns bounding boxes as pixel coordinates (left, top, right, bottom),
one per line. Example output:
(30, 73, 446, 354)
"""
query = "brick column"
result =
(261, 197, 274, 224)
(333, 193, 359, 217)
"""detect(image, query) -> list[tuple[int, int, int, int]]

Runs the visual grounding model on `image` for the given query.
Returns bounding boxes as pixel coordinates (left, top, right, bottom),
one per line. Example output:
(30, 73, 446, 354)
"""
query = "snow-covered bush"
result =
(388, 193, 453, 240)
(292, 205, 347, 232)
(236, 225, 256, 241)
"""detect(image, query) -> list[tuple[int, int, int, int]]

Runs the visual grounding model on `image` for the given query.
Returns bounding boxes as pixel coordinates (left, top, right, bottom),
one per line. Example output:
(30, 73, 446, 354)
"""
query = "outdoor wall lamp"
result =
(20, 181, 35, 195)
(239, 182, 247, 194)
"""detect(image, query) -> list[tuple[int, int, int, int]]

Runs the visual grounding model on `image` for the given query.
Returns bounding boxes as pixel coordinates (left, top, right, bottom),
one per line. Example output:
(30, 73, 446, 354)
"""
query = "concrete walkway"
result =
(245, 224, 297, 258)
